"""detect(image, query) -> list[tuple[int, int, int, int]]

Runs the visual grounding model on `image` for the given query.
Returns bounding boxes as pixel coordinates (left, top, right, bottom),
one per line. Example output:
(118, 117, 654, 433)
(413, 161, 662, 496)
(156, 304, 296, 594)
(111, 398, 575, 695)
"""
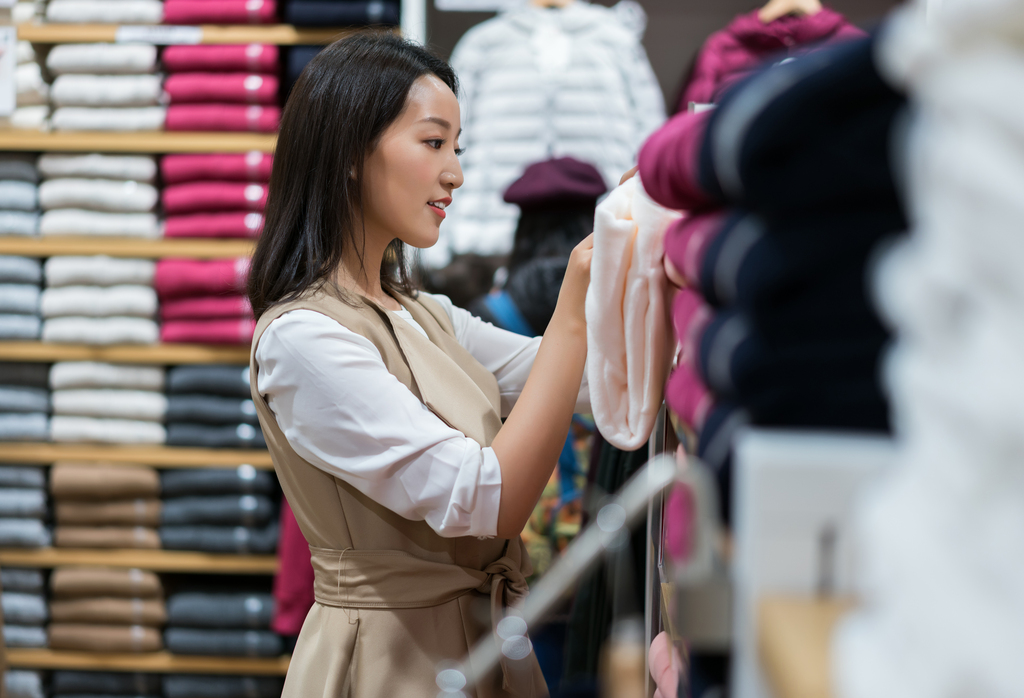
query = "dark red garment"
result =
(503, 157, 607, 209)
(163, 182, 267, 215)
(663, 210, 727, 288)
(161, 153, 273, 185)
(163, 0, 277, 24)
(271, 498, 315, 637)
(154, 257, 249, 300)
(161, 317, 256, 344)
(162, 44, 280, 73)
(160, 295, 252, 321)
(637, 109, 715, 212)
(165, 104, 280, 133)
(164, 73, 279, 105)
(164, 212, 264, 238)
(677, 8, 864, 111)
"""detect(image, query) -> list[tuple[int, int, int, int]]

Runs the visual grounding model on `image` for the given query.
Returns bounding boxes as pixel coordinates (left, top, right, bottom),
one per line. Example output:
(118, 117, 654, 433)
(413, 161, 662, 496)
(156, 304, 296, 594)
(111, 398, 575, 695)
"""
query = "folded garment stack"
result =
(164, 365, 265, 448)
(163, 0, 277, 24)
(8, 42, 50, 132)
(0, 367, 49, 443)
(0, 464, 50, 547)
(155, 257, 255, 344)
(0, 155, 40, 237)
(5, 669, 45, 698)
(164, 673, 285, 698)
(50, 462, 162, 548)
(41, 256, 159, 345)
(161, 152, 272, 239)
(160, 466, 278, 553)
(0, 257, 42, 342)
(165, 590, 281, 657)
(284, 0, 399, 26)
(52, 670, 162, 697)
(639, 35, 906, 519)
(48, 565, 165, 653)
(46, 44, 165, 131)
(162, 44, 281, 132)
(1, 567, 48, 651)
(49, 361, 167, 444)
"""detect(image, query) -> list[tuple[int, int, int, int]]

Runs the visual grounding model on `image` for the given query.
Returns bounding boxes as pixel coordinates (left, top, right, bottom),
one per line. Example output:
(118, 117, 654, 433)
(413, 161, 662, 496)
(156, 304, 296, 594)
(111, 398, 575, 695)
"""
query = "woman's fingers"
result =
(619, 165, 639, 185)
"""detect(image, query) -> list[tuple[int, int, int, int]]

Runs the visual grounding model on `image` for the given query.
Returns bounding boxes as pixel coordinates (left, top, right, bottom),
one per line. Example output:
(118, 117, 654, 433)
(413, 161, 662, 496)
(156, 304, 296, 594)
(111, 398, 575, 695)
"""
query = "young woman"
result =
(247, 32, 592, 697)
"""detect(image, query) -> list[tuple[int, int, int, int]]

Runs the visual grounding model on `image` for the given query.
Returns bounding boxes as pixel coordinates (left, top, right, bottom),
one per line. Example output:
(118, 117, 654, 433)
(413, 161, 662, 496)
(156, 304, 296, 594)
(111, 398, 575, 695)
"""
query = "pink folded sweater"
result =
(164, 73, 279, 105)
(162, 44, 279, 73)
(161, 318, 256, 344)
(162, 182, 267, 215)
(663, 210, 727, 289)
(161, 153, 273, 184)
(154, 258, 250, 300)
(162, 0, 277, 24)
(585, 176, 682, 451)
(637, 109, 715, 213)
(164, 212, 264, 239)
(165, 105, 280, 133)
(160, 295, 252, 321)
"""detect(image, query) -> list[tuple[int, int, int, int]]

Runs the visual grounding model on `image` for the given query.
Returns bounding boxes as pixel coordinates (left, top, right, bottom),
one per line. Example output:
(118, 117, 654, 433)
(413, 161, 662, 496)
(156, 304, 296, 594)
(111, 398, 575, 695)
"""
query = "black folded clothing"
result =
(166, 395, 259, 426)
(160, 522, 279, 554)
(0, 363, 50, 389)
(285, 0, 399, 26)
(696, 402, 748, 524)
(285, 45, 322, 99)
(166, 423, 266, 449)
(161, 495, 276, 527)
(698, 34, 906, 213)
(163, 674, 284, 698)
(52, 670, 162, 695)
(167, 592, 275, 629)
(164, 628, 283, 657)
(160, 467, 276, 497)
(166, 365, 250, 398)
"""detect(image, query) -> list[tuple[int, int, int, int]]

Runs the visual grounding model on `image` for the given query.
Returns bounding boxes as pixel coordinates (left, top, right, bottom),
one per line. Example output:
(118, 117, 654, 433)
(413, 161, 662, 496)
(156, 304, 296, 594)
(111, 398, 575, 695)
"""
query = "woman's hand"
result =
(553, 232, 594, 333)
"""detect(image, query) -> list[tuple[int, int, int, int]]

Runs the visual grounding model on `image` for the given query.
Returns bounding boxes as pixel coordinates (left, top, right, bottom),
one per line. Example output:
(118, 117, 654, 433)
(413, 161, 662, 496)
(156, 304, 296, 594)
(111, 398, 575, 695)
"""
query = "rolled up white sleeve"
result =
(255, 309, 502, 539)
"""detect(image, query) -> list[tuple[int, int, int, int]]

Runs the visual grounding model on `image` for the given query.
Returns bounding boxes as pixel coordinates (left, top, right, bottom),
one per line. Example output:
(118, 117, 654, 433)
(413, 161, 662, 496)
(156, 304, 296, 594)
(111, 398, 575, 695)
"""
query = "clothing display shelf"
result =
(7, 648, 288, 675)
(0, 131, 275, 153)
(0, 547, 277, 573)
(0, 442, 272, 467)
(0, 237, 254, 258)
(17, 23, 358, 45)
(0, 341, 248, 364)
(758, 596, 854, 698)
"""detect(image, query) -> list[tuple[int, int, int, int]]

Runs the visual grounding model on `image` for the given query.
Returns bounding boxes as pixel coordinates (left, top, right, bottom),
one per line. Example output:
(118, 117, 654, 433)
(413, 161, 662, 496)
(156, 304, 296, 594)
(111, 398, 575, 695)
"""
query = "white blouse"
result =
(255, 292, 590, 540)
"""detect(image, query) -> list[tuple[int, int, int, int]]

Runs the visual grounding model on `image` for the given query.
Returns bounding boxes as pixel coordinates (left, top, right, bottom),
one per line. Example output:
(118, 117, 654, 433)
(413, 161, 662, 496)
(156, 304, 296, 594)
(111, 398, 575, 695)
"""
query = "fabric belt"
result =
(310, 544, 534, 695)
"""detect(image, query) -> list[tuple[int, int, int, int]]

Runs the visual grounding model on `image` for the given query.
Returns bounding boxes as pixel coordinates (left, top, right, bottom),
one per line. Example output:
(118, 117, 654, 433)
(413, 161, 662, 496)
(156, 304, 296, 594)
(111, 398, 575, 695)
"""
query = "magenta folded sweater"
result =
(162, 0, 277, 24)
(154, 258, 249, 300)
(161, 318, 256, 344)
(165, 104, 280, 133)
(161, 153, 273, 184)
(164, 212, 263, 238)
(636, 109, 714, 212)
(663, 210, 726, 289)
(160, 295, 252, 321)
(162, 44, 279, 73)
(164, 73, 279, 105)
(162, 182, 267, 215)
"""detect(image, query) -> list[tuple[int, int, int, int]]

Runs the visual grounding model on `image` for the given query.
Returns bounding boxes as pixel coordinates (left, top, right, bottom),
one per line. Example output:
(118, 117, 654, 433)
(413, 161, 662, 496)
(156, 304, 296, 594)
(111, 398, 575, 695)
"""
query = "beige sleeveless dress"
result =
(250, 286, 548, 697)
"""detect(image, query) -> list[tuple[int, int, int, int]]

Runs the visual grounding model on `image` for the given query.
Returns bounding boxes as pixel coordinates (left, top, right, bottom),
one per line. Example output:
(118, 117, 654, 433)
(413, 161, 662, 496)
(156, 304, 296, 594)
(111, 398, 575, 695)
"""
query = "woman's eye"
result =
(427, 139, 443, 149)
(455, 147, 465, 156)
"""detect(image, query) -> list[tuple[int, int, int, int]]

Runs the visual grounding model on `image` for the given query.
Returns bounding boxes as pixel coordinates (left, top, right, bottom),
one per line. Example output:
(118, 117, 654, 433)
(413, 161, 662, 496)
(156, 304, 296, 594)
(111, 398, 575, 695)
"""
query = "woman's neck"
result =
(334, 239, 401, 310)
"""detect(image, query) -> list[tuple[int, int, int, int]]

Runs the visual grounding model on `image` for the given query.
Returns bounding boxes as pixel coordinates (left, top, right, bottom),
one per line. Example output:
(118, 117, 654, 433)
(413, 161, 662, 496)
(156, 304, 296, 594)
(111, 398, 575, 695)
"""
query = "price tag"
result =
(115, 25, 203, 45)
(0, 27, 15, 118)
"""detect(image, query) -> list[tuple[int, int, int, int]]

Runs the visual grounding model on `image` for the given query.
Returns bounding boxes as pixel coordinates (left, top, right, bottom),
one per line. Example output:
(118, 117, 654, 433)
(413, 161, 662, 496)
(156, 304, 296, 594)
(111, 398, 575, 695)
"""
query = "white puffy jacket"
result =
(429, 1, 666, 266)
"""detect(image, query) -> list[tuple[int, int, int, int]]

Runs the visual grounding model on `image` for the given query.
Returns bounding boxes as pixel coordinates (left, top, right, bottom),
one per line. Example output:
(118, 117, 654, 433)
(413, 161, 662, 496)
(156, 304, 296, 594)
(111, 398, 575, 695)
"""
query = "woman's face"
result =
(361, 74, 463, 250)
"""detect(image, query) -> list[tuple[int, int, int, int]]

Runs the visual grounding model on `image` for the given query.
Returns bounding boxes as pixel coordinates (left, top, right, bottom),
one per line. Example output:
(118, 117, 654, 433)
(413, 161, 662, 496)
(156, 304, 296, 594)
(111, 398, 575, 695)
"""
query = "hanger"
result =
(528, 0, 574, 9)
(757, 0, 823, 23)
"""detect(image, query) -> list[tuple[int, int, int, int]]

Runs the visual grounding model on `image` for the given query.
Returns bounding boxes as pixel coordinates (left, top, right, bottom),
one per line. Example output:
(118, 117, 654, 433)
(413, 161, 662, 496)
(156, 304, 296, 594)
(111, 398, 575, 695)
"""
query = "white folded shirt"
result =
(40, 210, 160, 239)
(46, 0, 164, 24)
(0, 285, 40, 315)
(51, 107, 167, 133)
(0, 211, 39, 237)
(11, 1, 42, 24)
(50, 75, 164, 108)
(52, 389, 168, 421)
(41, 317, 159, 345)
(0, 107, 49, 132)
(40, 285, 157, 318)
(47, 44, 158, 76)
(16, 41, 37, 66)
(50, 415, 166, 444)
(38, 179, 158, 213)
(37, 153, 157, 183)
(15, 64, 48, 108)
(49, 361, 165, 391)
(44, 256, 154, 287)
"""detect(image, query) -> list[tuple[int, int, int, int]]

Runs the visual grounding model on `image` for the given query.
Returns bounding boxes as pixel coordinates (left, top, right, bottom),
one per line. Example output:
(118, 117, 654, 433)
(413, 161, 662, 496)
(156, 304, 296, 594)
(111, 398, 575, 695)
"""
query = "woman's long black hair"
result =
(248, 32, 458, 318)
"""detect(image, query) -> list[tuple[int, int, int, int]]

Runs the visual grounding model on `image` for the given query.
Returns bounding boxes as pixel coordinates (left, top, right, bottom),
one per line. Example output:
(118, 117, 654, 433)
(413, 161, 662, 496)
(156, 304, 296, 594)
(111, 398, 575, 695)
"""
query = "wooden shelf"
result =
(0, 443, 272, 468)
(0, 342, 249, 364)
(8, 648, 289, 674)
(0, 548, 278, 574)
(18, 22, 357, 45)
(0, 236, 255, 259)
(758, 596, 855, 698)
(0, 131, 276, 153)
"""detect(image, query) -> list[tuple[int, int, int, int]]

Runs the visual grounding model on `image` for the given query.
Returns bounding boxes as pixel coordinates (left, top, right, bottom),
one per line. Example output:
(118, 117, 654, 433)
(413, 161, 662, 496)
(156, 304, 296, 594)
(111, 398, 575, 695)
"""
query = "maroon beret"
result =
(503, 157, 607, 210)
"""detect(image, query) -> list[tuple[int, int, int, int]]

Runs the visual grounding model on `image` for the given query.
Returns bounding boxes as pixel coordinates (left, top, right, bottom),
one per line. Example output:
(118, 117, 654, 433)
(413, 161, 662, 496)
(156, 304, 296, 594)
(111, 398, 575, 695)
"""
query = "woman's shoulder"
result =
(259, 308, 382, 362)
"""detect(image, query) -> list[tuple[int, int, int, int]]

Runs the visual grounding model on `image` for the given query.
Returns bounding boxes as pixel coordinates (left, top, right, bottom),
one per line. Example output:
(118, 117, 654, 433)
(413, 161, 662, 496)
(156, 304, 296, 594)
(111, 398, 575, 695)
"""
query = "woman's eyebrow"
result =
(421, 116, 452, 130)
